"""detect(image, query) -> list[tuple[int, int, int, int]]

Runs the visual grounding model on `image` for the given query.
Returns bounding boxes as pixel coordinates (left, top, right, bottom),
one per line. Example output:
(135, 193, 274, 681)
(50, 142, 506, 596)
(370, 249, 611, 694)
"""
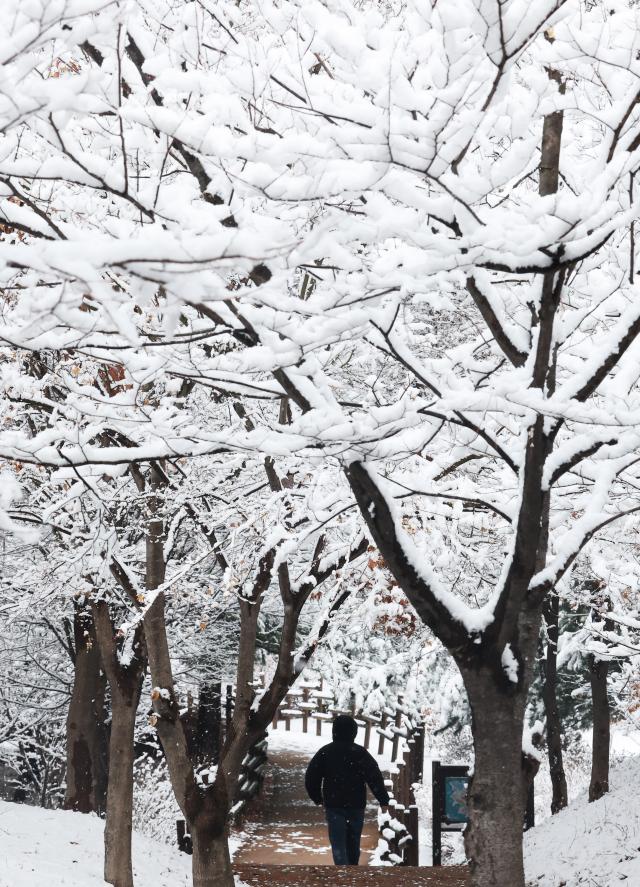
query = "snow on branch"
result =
(347, 462, 496, 643)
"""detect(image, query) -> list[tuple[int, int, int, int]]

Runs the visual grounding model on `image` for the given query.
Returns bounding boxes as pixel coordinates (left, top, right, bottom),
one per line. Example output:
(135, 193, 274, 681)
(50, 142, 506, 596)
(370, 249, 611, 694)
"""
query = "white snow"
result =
(501, 643, 519, 683)
(525, 756, 640, 887)
(0, 801, 248, 887)
(3, 750, 640, 887)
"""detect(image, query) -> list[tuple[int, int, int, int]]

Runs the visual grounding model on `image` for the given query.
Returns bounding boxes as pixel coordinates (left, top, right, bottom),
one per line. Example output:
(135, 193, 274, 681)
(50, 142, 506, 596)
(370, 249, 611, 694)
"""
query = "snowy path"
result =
(233, 748, 380, 865)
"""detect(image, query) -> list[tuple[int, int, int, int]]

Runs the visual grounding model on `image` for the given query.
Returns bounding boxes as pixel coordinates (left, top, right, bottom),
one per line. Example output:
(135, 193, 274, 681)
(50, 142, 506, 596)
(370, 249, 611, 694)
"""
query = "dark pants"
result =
(325, 807, 365, 865)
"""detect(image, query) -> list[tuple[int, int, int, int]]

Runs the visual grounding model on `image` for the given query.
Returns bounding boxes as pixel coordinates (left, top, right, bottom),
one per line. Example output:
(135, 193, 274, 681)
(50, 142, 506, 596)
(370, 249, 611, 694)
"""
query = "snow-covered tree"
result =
(4, 4, 640, 887)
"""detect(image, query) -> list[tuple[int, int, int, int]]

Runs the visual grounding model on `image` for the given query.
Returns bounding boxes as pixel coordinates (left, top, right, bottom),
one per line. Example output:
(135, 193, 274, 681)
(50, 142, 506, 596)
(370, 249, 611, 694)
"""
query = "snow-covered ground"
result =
(0, 722, 401, 886)
(525, 755, 640, 887)
(414, 751, 640, 882)
(0, 800, 192, 887)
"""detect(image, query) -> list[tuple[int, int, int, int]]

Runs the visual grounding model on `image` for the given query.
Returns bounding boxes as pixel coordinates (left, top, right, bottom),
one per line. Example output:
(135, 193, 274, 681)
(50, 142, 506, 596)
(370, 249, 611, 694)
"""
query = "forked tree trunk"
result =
(588, 654, 610, 802)
(463, 673, 529, 887)
(104, 684, 143, 887)
(541, 592, 568, 813)
(191, 820, 234, 887)
(65, 602, 109, 814)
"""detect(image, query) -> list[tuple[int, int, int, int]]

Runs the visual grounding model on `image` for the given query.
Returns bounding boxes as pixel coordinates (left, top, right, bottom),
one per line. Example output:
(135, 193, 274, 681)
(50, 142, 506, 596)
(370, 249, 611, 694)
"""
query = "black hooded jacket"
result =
(304, 715, 391, 809)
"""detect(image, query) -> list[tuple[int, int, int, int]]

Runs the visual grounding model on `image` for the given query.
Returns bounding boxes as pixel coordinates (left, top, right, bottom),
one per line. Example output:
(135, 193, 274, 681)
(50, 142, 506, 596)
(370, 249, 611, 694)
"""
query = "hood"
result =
(332, 714, 358, 742)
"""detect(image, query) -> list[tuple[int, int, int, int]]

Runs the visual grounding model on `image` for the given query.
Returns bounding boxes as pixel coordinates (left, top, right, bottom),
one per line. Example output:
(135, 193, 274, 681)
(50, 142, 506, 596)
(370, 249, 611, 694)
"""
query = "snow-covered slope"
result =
(0, 801, 192, 887)
(525, 756, 640, 887)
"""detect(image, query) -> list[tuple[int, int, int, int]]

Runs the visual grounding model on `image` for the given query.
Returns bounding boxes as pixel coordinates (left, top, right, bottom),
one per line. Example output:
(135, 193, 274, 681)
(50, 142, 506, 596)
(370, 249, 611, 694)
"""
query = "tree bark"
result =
(191, 821, 234, 887)
(539, 68, 565, 197)
(588, 654, 610, 802)
(104, 693, 140, 887)
(541, 591, 568, 813)
(93, 601, 146, 887)
(64, 601, 109, 814)
(463, 672, 530, 887)
(194, 683, 222, 767)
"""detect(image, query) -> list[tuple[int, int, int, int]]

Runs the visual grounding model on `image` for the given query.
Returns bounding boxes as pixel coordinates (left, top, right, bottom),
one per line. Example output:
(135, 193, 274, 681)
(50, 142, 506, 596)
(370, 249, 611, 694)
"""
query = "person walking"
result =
(304, 714, 390, 866)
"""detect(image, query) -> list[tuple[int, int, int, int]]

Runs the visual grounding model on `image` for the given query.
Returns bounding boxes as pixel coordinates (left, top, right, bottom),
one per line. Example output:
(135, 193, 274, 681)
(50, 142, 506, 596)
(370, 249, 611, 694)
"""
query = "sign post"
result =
(432, 761, 468, 866)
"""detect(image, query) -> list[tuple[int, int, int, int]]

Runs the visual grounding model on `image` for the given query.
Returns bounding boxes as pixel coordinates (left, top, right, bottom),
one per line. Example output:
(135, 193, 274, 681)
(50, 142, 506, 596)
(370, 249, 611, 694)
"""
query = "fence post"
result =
(391, 709, 402, 762)
(412, 724, 425, 783)
(432, 760, 442, 866)
(402, 750, 412, 805)
(404, 805, 419, 866)
(524, 781, 535, 831)
(378, 712, 388, 755)
(225, 684, 234, 728)
(364, 718, 371, 750)
(176, 819, 192, 855)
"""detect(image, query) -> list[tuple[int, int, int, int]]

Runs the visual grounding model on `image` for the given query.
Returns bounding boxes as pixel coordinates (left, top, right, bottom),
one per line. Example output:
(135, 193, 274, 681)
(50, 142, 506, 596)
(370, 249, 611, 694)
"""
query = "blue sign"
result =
(443, 775, 469, 823)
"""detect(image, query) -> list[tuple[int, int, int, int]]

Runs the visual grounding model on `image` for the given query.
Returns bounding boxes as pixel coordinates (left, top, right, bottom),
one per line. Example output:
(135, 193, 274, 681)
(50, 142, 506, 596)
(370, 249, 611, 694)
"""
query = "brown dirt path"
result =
(234, 865, 470, 886)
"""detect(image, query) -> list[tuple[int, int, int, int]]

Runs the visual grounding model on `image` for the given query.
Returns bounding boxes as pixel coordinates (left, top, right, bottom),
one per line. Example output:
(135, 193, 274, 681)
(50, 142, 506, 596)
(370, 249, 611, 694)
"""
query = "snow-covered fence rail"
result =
(268, 676, 416, 763)
(378, 720, 425, 866)
(231, 732, 269, 824)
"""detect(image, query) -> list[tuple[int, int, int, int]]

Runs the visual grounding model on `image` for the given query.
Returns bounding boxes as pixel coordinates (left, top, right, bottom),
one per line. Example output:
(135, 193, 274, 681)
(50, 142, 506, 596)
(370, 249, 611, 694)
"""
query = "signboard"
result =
(443, 774, 469, 825)
(431, 761, 534, 866)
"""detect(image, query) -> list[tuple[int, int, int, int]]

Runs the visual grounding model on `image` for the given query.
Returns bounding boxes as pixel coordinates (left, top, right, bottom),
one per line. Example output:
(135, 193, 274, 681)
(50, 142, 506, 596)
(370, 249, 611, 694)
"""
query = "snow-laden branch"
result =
(347, 462, 496, 644)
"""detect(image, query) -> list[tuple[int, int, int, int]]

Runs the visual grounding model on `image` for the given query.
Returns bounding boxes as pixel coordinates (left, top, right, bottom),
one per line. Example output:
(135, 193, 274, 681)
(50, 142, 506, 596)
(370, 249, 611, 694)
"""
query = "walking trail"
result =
(233, 745, 469, 886)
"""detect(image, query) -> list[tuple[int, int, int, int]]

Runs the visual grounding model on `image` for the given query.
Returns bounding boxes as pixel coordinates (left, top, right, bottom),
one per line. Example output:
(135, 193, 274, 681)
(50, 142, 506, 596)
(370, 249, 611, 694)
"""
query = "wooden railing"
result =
(378, 719, 425, 866)
(269, 678, 415, 762)
(230, 731, 269, 822)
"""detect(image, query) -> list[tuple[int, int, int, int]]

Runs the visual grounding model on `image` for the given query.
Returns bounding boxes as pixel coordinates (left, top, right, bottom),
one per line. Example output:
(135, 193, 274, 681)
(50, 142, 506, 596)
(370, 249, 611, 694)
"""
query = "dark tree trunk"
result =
(65, 602, 109, 814)
(588, 654, 610, 802)
(104, 692, 141, 887)
(191, 821, 234, 887)
(541, 592, 568, 813)
(93, 600, 146, 887)
(463, 672, 530, 887)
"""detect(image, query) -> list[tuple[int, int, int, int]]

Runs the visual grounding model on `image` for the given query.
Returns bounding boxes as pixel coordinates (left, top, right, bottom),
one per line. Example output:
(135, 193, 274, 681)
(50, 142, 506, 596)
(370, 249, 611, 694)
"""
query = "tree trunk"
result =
(541, 592, 568, 813)
(191, 822, 234, 887)
(588, 654, 610, 802)
(92, 600, 146, 887)
(104, 693, 140, 887)
(65, 603, 109, 814)
(195, 683, 222, 768)
(463, 673, 529, 887)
